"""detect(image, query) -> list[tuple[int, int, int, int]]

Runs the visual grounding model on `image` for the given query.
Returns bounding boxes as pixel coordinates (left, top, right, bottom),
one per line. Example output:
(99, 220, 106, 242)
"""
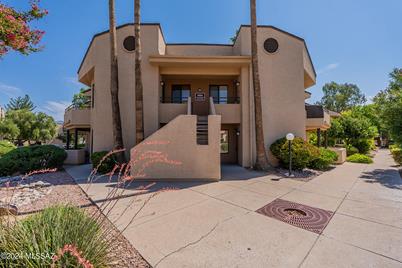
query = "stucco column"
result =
(240, 66, 252, 167)
(66, 129, 70, 150)
(74, 129, 78, 150)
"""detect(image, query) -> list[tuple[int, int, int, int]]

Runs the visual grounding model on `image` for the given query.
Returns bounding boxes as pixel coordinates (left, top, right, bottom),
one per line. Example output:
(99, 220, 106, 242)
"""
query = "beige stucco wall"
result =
(130, 114, 221, 181)
(84, 25, 162, 155)
(76, 24, 315, 169)
(166, 45, 234, 56)
(64, 149, 86, 165)
(235, 26, 309, 165)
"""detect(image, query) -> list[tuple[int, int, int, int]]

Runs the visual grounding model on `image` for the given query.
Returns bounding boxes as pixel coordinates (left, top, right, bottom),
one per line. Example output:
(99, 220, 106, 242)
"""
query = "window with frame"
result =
(220, 130, 229, 154)
(171, 85, 191, 103)
(210, 85, 228, 104)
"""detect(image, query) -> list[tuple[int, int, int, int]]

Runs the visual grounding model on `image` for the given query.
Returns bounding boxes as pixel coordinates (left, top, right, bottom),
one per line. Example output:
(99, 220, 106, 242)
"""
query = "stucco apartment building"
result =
(64, 23, 329, 181)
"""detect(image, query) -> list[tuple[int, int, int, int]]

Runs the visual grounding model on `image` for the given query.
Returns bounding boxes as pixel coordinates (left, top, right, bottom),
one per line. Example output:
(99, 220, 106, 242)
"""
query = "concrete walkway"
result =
(65, 149, 402, 267)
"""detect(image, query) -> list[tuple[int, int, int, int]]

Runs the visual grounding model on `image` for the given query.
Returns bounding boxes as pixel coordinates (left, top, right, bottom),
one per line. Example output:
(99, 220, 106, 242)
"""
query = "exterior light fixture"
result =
(286, 133, 295, 177)
(235, 81, 240, 87)
(160, 81, 165, 87)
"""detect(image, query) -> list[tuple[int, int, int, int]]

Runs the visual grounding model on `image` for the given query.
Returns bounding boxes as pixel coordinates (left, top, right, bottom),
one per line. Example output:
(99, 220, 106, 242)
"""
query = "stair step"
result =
(196, 116, 209, 145)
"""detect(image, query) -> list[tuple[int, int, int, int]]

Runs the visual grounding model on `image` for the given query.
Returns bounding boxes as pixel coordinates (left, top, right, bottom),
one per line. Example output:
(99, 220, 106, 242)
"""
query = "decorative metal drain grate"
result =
(256, 199, 333, 234)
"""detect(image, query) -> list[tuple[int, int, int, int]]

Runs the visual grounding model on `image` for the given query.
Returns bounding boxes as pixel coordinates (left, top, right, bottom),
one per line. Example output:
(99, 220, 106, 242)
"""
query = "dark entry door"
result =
(220, 126, 238, 164)
(192, 89, 208, 116)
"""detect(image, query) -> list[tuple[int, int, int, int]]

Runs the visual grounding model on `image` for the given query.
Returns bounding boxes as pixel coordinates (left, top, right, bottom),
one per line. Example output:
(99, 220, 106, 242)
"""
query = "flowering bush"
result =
(0, 0, 47, 57)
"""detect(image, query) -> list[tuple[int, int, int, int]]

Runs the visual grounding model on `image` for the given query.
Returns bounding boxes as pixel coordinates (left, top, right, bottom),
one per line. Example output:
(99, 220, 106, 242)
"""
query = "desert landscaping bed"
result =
(0, 171, 150, 268)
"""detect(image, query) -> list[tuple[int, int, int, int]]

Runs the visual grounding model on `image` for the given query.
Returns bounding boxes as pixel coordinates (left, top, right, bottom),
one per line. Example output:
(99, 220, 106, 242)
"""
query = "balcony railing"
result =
(160, 96, 240, 104)
(211, 97, 240, 104)
(160, 97, 189, 104)
(65, 99, 91, 113)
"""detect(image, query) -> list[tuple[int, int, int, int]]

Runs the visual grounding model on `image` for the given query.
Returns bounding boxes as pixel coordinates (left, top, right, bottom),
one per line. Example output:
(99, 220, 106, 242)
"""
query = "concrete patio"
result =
(65, 149, 402, 267)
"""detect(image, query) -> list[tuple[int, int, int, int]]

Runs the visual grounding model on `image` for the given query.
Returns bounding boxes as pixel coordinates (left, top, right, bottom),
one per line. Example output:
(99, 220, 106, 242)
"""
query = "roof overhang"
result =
(149, 55, 251, 75)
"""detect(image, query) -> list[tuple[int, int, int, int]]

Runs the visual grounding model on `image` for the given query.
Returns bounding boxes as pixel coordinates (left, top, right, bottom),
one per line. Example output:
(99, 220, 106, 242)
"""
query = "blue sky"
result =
(0, 0, 401, 121)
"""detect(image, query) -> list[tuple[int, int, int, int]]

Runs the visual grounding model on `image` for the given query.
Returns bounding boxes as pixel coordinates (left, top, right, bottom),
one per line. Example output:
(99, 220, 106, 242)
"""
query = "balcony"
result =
(305, 104, 331, 130)
(64, 105, 91, 129)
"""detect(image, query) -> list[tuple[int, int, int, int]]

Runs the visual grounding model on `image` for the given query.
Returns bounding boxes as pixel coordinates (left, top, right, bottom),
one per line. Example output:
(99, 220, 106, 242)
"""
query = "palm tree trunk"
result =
(108, 0, 125, 162)
(134, 0, 144, 144)
(250, 0, 269, 170)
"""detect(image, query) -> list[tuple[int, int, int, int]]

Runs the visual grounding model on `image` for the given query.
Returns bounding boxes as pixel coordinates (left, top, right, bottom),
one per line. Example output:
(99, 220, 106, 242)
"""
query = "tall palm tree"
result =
(250, 0, 269, 170)
(134, 0, 144, 144)
(108, 0, 125, 161)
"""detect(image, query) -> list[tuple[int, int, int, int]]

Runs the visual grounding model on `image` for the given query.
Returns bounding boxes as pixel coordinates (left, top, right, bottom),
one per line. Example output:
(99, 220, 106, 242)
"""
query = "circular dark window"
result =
(264, 38, 279, 53)
(123, 36, 135, 51)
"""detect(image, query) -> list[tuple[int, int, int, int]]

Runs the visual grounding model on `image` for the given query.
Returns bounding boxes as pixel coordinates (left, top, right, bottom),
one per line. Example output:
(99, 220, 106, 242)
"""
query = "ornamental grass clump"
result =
(0, 205, 109, 268)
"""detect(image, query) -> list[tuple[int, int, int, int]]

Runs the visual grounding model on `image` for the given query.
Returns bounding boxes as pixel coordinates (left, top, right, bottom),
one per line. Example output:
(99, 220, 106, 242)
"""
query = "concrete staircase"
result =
(196, 116, 209, 145)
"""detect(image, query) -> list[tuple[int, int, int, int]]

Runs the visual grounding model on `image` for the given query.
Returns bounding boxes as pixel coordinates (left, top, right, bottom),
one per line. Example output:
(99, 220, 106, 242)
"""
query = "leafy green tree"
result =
(0, 109, 36, 145)
(0, 0, 47, 57)
(0, 109, 56, 145)
(374, 68, 402, 145)
(72, 88, 90, 108)
(339, 110, 377, 144)
(0, 118, 20, 141)
(350, 104, 384, 137)
(32, 112, 57, 144)
(317, 82, 367, 112)
(327, 110, 377, 153)
(6, 94, 36, 111)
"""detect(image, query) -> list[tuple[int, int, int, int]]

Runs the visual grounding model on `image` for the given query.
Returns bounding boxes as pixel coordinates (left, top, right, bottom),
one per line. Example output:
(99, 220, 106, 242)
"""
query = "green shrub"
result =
(0, 145, 67, 176)
(0, 140, 16, 157)
(91, 151, 117, 174)
(0, 205, 109, 267)
(347, 153, 373, 164)
(390, 147, 402, 165)
(351, 139, 372, 154)
(346, 145, 359, 156)
(309, 148, 338, 170)
(270, 137, 320, 170)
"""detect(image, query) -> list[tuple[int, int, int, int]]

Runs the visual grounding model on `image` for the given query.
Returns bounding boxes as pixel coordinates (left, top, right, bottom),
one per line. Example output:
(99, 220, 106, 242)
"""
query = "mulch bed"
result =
(274, 167, 323, 182)
(0, 171, 150, 268)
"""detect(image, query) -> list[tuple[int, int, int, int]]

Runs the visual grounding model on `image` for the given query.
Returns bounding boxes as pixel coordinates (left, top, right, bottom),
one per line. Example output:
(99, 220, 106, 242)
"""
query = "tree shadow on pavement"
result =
(359, 168, 402, 190)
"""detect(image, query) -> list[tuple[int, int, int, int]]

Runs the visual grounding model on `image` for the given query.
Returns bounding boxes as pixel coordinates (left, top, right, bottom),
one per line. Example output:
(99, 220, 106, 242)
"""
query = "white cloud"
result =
(40, 100, 70, 122)
(64, 76, 83, 87)
(0, 83, 24, 98)
(317, 63, 340, 75)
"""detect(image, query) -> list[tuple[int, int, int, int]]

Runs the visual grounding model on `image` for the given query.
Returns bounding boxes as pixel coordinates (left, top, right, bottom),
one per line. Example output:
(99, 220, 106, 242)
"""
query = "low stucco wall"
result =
(64, 149, 86, 165)
(329, 147, 347, 164)
(215, 104, 241, 124)
(130, 114, 221, 181)
(158, 103, 187, 124)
